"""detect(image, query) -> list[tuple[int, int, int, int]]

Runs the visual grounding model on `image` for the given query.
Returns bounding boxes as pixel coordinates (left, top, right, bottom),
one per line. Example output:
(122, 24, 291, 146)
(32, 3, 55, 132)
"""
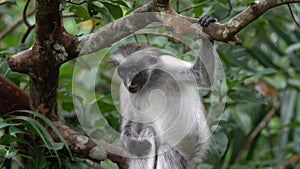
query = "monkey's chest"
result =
(127, 86, 201, 145)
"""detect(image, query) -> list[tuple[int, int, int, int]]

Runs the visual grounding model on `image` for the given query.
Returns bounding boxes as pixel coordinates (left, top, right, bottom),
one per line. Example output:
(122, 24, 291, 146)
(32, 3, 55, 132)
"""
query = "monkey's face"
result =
(120, 68, 149, 93)
(117, 53, 158, 93)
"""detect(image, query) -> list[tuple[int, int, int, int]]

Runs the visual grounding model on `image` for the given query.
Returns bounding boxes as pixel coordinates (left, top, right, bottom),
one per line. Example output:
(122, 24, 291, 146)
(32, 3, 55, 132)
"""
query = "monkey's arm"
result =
(159, 54, 211, 88)
(191, 56, 211, 88)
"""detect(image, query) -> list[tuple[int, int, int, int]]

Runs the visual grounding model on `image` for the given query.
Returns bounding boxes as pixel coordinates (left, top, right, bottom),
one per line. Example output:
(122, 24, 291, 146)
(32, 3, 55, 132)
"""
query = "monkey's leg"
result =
(121, 120, 139, 138)
(128, 126, 156, 169)
(156, 144, 187, 169)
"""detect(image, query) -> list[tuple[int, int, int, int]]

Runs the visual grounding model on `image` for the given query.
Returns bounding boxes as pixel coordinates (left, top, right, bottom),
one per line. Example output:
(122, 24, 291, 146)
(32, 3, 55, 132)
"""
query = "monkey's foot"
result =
(199, 15, 217, 27)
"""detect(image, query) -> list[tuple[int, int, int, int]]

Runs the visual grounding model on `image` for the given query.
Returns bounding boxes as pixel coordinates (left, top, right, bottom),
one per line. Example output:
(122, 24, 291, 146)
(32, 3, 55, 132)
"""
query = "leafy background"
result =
(0, 0, 300, 168)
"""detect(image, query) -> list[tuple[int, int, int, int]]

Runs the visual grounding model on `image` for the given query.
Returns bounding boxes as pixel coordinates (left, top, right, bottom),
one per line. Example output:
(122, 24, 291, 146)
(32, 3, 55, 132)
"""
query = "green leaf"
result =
(0, 121, 12, 129)
(0, 44, 28, 56)
(52, 142, 65, 150)
(5, 147, 17, 159)
(100, 159, 119, 169)
(9, 126, 28, 136)
(226, 68, 251, 90)
(246, 47, 279, 69)
(7, 116, 53, 149)
(13, 110, 73, 159)
(277, 89, 297, 161)
(4, 110, 73, 165)
(111, 0, 130, 8)
(207, 132, 228, 158)
(286, 42, 300, 53)
(69, 5, 90, 22)
(87, 0, 101, 16)
(0, 134, 29, 145)
(35, 154, 48, 169)
(63, 157, 94, 169)
(98, 100, 117, 112)
(0, 145, 8, 156)
(253, 68, 277, 77)
(228, 89, 266, 104)
(232, 111, 252, 135)
(264, 73, 287, 89)
(0, 0, 16, 6)
(101, 2, 123, 19)
(270, 23, 294, 45)
(294, 93, 300, 153)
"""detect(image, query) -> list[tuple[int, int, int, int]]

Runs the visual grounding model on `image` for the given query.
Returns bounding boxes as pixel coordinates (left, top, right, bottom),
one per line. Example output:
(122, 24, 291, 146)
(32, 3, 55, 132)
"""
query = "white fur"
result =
(119, 53, 210, 169)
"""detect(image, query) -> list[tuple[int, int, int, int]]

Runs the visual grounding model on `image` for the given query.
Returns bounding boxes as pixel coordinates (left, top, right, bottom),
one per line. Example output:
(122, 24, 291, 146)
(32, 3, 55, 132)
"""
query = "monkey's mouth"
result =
(128, 84, 139, 93)
(126, 79, 140, 93)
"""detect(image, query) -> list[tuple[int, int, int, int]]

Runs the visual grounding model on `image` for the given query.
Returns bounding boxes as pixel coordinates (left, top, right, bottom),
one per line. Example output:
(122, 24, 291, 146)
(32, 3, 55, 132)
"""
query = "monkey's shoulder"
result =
(159, 54, 192, 67)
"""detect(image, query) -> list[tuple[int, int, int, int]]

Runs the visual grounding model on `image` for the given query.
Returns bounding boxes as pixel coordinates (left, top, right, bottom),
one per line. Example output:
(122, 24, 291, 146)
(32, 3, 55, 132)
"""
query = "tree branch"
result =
(164, 0, 300, 45)
(77, 2, 158, 56)
(0, 75, 30, 113)
(77, 0, 300, 57)
(54, 121, 128, 169)
(23, 0, 32, 28)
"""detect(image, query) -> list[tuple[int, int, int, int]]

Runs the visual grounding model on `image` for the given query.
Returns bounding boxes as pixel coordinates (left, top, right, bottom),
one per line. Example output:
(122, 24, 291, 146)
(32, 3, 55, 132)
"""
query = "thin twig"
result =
(234, 103, 280, 164)
(20, 24, 35, 43)
(178, 1, 210, 14)
(176, 0, 179, 13)
(23, 0, 32, 28)
(65, 0, 88, 5)
(63, 13, 78, 18)
(225, 0, 232, 18)
(133, 35, 139, 44)
(287, 3, 300, 28)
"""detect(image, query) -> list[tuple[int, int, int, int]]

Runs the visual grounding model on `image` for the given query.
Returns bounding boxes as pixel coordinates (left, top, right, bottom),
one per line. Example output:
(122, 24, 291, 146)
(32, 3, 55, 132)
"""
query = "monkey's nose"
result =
(126, 79, 139, 93)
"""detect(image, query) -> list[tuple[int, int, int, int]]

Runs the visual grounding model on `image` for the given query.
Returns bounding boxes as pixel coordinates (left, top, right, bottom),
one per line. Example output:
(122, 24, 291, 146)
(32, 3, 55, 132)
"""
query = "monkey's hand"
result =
(127, 138, 152, 156)
(199, 15, 217, 43)
(199, 15, 217, 27)
(126, 126, 155, 156)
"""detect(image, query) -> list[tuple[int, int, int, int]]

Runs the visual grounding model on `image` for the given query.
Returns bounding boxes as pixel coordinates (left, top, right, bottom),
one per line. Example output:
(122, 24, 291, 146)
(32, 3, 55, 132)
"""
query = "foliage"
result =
(0, 110, 74, 169)
(0, 0, 300, 168)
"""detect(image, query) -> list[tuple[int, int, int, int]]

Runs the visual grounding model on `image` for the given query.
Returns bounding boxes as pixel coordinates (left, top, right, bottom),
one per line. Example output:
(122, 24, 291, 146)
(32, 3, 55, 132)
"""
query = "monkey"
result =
(109, 16, 217, 169)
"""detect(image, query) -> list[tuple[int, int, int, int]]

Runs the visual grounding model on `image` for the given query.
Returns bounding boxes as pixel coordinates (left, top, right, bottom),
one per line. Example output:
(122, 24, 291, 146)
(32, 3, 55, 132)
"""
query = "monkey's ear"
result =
(108, 53, 125, 66)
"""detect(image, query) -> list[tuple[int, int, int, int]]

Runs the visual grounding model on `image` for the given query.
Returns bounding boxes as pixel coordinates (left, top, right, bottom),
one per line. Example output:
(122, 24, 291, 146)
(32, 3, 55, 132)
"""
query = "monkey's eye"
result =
(132, 70, 148, 81)
(136, 70, 148, 78)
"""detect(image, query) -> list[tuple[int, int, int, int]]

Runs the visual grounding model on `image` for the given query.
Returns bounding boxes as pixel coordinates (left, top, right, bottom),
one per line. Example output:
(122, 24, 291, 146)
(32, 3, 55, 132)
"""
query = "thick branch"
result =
(77, 0, 300, 56)
(7, 49, 32, 74)
(7, 0, 79, 121)
(78, 3, 159, 56)
(54, 121, 128, 169)
(170, 0, 300, 45)
(202, 0, 300, 44)
(0, 75, 30, 114)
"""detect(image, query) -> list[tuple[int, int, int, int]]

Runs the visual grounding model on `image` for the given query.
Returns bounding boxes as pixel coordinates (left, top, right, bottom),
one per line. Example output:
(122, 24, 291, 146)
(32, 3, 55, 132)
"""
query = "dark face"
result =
(117, 52, 158, 93)
(124, 69, 149, 93)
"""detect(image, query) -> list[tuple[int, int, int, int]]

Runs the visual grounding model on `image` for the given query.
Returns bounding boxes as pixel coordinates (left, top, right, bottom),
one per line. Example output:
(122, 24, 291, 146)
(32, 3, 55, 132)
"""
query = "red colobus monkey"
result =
(110, 16, 216, 169)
